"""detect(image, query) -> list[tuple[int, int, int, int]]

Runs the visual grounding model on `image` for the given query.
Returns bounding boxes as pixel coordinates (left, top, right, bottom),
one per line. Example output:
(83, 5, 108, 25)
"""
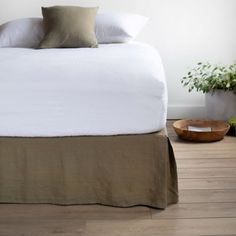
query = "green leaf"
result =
(229, 116, 236, 127)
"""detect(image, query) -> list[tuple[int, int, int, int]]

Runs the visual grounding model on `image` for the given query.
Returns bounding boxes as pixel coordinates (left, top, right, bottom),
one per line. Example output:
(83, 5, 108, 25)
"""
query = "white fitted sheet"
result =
(0, 42, 167, 137)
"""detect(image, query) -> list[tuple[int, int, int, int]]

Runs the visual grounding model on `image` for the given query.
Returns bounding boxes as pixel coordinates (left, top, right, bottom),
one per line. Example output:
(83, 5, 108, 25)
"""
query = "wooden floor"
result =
(1, 120, 236, 236)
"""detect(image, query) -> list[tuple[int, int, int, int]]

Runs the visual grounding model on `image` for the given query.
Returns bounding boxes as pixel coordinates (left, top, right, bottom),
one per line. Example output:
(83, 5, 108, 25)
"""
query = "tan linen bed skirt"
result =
(0, 129, 178, 209)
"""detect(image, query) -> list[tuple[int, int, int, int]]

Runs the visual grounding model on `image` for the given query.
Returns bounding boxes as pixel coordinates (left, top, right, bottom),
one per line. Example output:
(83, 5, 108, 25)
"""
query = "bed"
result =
(0, 42, 178, 209)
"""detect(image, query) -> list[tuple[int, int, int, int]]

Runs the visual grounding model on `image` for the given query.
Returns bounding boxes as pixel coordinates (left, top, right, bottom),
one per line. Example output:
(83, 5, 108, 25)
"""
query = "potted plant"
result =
(181, 62, 236, 121)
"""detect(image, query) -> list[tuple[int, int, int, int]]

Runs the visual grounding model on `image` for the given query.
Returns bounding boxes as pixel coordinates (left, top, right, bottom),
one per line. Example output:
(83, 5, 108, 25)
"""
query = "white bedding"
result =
(0, 42, 167, 137)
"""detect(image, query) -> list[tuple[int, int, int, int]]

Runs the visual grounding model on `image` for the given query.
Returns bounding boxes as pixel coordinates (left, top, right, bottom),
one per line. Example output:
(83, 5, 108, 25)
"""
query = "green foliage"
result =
(181, 62, 236, 93)
(229, 116, 236, 127)
(229, 116, 236, 136)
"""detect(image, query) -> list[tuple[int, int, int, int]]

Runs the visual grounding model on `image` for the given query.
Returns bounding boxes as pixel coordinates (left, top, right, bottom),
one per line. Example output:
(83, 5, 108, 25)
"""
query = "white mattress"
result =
(0, 42, 167, 137)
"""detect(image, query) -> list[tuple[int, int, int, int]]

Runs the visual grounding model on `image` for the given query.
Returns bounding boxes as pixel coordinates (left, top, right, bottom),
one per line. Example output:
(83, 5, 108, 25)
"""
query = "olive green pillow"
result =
(39, 6, 98, 49)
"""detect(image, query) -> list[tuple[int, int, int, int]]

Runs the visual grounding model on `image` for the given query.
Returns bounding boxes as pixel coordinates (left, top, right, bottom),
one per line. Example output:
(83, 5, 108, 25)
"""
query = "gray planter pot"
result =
(205, 90, 236, 121)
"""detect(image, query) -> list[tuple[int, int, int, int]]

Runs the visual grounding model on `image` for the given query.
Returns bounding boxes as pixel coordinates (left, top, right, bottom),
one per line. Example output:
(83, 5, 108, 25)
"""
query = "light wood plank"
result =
(151, 203, 236, 219)
(174, 146, 236, 151)
(175, 148, 236, 153)
(0, 205, 151, 220)
(84, 218, 236, 236)
(179, 189, 236, 203)
(179, 178, 236, 190)
(178, 168, 236, 178)
(0, 219, 85, 236)
(173, 142, 236, 149)
(177, 159, 236, 168)
(175, 152, 236, 159)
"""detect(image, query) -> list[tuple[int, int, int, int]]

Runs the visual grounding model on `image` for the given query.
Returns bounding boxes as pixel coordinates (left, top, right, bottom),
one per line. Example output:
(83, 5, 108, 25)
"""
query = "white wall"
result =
(1, 0, 236, 119)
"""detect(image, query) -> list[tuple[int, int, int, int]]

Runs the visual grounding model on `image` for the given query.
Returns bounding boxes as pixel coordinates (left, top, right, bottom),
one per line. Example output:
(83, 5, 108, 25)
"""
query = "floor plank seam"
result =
(180, 189, 236, 191)
(177, 168, 236, 169)
(177, 167, 236, 169)
(178, 178, 236, 179)
(176, 159, 236, 160)
(173, 202, 236, 204)
(150, 217, 236, 220)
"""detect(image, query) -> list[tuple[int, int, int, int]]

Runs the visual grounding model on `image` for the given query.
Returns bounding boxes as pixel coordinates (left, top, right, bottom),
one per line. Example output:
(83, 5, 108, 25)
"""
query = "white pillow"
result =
(0, 18, 44, 48)
(0, 13, 148, 48)
(96, 12, 149, 43)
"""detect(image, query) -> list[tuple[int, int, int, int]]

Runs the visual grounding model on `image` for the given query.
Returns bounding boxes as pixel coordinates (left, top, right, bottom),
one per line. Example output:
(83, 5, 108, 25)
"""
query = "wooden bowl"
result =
(173, 119, 230, 142)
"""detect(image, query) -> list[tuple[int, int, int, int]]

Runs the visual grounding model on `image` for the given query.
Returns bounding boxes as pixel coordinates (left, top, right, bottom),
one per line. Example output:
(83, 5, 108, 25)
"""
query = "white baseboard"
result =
(167, 105, 206, 119)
